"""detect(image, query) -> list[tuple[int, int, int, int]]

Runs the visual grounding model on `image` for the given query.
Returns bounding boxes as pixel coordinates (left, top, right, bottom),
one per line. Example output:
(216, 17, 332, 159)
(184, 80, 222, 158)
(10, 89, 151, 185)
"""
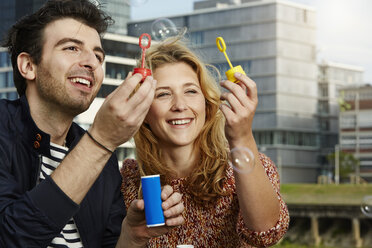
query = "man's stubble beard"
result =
(36, 64, 98, 117)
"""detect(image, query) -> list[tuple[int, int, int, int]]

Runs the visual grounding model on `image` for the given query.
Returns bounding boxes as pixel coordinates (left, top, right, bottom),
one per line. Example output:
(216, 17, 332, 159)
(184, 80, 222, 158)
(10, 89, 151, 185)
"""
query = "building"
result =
(339, 84, 372, 181)
(0, 0, 130, 40)
(0, 0, 138, 162)
(128, 0, 319, 183)
(0, 47, 17, 100)
(317, 61, 364, 177)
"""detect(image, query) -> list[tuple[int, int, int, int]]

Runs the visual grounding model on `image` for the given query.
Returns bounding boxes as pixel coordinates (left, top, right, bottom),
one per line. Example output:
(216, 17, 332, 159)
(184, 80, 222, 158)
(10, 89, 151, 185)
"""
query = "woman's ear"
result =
(17, 52, 36, 81)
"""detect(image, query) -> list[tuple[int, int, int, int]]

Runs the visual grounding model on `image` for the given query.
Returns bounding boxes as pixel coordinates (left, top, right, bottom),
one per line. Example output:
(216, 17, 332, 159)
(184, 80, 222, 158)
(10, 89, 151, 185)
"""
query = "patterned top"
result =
(39, 143, 83, 248)
(121, 153, 289, 248)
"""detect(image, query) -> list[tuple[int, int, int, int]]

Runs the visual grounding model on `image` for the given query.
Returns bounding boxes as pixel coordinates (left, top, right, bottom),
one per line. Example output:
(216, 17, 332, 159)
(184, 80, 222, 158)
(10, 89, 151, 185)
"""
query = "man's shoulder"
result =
(0, 98, 22, 132)
(0, 97, 21, 113)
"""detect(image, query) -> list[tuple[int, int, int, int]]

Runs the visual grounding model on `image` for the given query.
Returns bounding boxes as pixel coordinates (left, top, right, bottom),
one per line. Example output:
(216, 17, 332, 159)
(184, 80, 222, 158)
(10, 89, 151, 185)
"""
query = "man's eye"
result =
(65, 46, 78, 51)
(96, 54, 103, 63)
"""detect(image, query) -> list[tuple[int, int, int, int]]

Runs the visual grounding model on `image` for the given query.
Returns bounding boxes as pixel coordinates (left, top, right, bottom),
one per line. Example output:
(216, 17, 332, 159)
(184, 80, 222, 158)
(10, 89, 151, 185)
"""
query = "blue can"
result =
(141, 175, 165, 227)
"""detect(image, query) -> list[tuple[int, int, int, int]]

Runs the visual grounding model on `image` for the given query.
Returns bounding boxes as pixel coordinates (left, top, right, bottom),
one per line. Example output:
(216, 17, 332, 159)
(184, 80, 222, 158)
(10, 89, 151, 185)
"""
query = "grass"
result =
(273, 243, 334, 248)
(280, 183, 372, 205)
(273, 243, 332, 248)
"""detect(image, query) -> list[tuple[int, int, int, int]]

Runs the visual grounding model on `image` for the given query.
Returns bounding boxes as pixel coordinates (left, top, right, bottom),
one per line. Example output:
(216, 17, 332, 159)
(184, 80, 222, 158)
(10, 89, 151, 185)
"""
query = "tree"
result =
(327, 151, 359, 181)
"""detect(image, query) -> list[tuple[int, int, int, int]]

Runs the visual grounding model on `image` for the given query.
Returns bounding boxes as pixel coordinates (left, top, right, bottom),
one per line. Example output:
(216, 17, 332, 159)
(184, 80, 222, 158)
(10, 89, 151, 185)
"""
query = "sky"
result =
(130, 0, 372, 83)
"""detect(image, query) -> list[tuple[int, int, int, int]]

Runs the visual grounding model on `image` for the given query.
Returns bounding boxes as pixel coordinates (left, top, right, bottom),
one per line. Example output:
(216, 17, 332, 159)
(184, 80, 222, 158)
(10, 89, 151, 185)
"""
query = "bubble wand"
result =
(133, 33, 152, 82)
(216, 37, 246, 83)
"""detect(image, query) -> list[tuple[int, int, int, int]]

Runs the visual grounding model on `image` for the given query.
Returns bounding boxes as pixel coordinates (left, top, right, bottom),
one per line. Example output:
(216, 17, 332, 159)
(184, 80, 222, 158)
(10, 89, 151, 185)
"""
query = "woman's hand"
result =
(219, 72, 258, 148)
(117, 185, 184, 248)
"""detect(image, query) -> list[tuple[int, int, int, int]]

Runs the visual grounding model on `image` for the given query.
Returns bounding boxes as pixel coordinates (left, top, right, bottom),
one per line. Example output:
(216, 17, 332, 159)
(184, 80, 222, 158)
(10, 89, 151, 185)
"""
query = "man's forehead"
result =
(43, 18, 102, 47)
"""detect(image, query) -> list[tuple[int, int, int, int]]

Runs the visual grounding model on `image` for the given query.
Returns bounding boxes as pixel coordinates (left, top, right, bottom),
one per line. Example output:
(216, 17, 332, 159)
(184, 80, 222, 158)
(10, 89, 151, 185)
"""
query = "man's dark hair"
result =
(2, 0, 113, 96)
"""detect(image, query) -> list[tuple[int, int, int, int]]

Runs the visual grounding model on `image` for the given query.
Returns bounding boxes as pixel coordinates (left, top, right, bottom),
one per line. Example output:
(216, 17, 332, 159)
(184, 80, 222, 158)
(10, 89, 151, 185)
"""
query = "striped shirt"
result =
(39, 143, 83, 248)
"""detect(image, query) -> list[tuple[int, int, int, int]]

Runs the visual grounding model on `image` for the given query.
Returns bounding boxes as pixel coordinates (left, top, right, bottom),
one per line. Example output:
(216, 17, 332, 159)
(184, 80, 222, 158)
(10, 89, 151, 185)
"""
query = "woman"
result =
(121, 37, 289, 247)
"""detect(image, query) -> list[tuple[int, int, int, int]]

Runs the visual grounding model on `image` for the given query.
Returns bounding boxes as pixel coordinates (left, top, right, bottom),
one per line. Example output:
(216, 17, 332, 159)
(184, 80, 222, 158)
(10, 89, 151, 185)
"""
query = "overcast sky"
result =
(130, 0, 372, 83)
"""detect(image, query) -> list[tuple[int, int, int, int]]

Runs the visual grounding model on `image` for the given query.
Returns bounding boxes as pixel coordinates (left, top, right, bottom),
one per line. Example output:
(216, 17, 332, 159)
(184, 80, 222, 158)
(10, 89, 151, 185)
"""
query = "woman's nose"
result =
(171, 95, 188, 111)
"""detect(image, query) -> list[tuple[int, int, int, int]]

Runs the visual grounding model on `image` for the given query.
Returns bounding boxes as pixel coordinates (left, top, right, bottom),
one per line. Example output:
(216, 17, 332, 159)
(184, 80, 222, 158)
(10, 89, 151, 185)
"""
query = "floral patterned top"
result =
(120, 153, 289, 248)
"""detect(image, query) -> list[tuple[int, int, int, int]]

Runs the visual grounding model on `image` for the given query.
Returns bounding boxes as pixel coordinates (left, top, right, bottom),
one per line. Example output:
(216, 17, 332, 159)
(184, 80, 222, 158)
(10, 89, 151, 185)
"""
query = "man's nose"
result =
(79, 50, 100, 71)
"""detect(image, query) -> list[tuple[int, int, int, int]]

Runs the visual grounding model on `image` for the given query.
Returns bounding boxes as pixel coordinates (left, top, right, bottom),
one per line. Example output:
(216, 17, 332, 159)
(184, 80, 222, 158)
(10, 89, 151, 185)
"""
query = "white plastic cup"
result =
(177, 245, 194, 248)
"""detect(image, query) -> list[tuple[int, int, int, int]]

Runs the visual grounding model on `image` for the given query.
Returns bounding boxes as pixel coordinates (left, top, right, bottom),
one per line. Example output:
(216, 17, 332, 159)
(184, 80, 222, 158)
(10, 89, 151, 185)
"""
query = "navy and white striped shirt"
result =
(39, 143, 83, 248)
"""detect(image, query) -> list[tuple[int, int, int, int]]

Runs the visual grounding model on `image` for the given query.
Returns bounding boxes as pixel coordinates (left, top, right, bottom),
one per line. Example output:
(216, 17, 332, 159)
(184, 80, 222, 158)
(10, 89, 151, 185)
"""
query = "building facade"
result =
(0, 47, 17, 100)
(317, 61, 364, 177)
(339, 84, 372, 181)
(128, 0, 319, 182)
(0, 0, 130, 40)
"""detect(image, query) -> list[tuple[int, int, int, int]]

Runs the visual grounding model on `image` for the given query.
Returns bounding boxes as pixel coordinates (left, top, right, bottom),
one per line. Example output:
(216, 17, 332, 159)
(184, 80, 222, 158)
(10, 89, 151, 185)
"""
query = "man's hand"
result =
(89, 73, 157, 151)
(116, 185, 185, 248)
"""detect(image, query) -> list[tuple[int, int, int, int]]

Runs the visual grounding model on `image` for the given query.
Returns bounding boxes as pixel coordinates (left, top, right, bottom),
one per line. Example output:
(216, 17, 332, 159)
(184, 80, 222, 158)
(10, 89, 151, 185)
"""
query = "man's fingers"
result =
(130, 79, 157, 115)
(116, 73, 143, 99)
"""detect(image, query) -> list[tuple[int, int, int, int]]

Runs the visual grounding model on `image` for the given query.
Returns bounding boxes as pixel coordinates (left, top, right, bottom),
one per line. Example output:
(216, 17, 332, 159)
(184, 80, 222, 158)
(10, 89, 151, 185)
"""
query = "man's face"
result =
(33, 18, 105, 116)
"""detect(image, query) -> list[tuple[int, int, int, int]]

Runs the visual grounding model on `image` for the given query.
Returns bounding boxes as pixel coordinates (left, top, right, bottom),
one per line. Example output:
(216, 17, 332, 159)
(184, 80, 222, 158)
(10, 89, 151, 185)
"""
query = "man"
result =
(0, 0, 184, 247)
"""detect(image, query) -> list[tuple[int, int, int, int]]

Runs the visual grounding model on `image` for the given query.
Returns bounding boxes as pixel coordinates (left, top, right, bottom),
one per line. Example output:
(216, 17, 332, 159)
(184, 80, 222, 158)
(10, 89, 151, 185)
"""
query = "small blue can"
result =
(141, 175, 165, 227)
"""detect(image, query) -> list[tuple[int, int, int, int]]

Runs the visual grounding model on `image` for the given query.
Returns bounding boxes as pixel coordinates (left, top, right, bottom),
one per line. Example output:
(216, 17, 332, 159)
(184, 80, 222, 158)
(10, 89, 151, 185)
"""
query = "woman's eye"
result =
(157, 92, 170, 98)
(186, 89, 197, 94)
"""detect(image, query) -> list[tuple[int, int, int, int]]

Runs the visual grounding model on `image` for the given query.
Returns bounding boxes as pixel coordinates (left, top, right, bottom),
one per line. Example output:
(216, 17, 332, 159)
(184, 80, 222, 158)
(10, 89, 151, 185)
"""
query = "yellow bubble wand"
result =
(216, 37, 246, 83)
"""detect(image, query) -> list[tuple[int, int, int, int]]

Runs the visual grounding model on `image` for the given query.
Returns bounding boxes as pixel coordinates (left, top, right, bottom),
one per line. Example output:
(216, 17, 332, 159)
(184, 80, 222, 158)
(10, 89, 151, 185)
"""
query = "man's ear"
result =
(17, 52, 36, 81)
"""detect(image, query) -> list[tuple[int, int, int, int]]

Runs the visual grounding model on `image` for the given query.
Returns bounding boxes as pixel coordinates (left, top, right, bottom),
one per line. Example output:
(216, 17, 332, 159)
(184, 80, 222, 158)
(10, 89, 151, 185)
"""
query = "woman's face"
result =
(145, 62, 206, 148)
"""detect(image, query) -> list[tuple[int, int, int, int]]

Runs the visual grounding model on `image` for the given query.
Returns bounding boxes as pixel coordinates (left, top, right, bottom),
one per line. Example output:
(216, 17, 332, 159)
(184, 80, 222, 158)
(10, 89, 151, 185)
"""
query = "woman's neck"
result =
(161, 145, 199, 178)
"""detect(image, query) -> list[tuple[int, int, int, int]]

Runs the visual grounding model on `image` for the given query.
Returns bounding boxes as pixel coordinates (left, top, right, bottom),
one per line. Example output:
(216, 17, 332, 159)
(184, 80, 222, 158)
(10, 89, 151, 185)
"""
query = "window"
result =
(105, 63, 133, 80)
(190, 31, 204, 45)
(257, 131, 317, 147)
(97, 84, 117, 98)
(213, 60, 251, 79)
(319, 84, 328, 97)
(340, 116, 356, 129)
(318, 101, 329, 114)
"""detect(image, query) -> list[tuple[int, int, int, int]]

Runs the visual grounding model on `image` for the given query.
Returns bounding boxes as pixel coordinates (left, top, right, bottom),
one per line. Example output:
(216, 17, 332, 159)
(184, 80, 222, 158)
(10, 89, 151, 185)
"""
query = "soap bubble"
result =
(229, 147, 255, 174)
(151, 18, 179, 41)
(125, 0, 149, 7)
(361, 195, 372, 218)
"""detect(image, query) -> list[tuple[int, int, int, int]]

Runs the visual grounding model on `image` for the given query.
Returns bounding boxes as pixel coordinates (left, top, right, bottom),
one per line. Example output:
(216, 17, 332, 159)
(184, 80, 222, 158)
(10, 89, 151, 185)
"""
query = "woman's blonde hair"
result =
(134, 37, 229, 204)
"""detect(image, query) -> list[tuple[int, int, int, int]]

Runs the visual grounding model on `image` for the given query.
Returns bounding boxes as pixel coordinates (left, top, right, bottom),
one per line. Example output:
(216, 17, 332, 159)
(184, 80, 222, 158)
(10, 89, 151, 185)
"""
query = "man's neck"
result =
(26, 95, 73, 146)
